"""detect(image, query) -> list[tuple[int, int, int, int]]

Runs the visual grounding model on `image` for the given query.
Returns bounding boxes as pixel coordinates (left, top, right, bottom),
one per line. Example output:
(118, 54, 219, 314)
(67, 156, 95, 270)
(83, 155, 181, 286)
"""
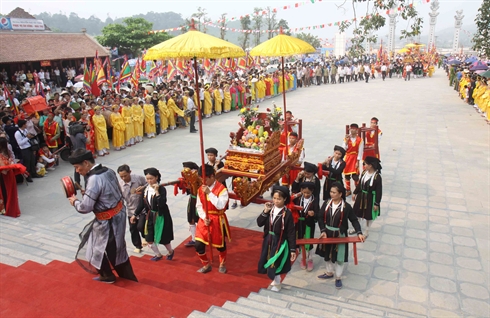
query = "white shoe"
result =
(134, 248, 142, 253)
(47, 167, 55, 171)
(270, 284, 282, 292)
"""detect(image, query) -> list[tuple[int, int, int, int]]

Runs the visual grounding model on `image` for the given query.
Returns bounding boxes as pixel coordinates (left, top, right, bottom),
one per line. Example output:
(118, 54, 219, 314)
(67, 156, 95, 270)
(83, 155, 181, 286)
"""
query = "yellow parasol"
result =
(398, 48, 409, 53)
(145, 21, 245, 263)
(405, 43, 425, 48)
(145, 29, 244, 60)
(250, 32, 315, 150)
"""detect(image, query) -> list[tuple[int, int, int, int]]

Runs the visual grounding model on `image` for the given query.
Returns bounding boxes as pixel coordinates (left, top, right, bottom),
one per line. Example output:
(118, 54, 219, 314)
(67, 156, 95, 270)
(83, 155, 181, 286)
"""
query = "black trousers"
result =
(99, 220, 138, 281)
(195, 240, 226, 254)
(189, 111, 196, 132)
(21, 147, 36, 176)
(365, 72, 370, 83)
(382, 71, 387, 80)
(129, 216, 143, 249)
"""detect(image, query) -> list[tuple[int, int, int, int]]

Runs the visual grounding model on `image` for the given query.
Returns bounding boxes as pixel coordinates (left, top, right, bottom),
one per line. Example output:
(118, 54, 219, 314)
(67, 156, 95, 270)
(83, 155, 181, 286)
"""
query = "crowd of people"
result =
(445, 57, 490, 123)
(2, 55, 389, 290)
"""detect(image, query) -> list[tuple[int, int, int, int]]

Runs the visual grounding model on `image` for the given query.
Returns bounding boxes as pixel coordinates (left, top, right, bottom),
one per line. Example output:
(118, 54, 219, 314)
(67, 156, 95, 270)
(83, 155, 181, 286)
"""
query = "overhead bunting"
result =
(148, 1, 429, 35)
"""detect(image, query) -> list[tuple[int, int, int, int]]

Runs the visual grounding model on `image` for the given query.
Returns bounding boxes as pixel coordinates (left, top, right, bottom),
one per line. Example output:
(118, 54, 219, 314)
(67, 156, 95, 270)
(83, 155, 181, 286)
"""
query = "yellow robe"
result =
(428, 65, 435, 77)
(223, 85, 231, 112)
(158, 100, 170, 131)
(459, 76, 469, 99)
(288, 73, 294, 89)
(278, 76, 284, 94)
(250, 81, 256, 101)
(92, 114, 109, 151)
(110, 112, 125, 148)
(121, 106, 134, 142)
(143, 104, 156, 134)
(167, 97, 183, 127)
(131, 104, 144, 138)
(257, 79, 266, 99)
(214, 89, 222, 113)
(182, 96, 190, 124)
(482, 88, 490, 120)
(203, 90, 212, 115)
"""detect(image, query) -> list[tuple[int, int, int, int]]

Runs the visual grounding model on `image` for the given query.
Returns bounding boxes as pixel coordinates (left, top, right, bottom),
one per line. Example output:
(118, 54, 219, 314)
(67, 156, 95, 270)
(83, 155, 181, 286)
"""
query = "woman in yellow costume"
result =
(167, 93, 185, 129)
(428, 63, 435, 78)
(257, 76, 266, 102)
(92, 106, 110, 156)
(203, 84, 212, 118)
(459, 71, 470, 100)
(288, 71, 294, 90)
(110, 105, 126, 150)
(484, 81, 490, 123)
(143, 97, 156, 138)
(213, 83, 223, 115)
(121, 99, 135, 147)
(132, 100, 144, 143)
(158, 94, 170, 134)
(223, 83, 231, 113)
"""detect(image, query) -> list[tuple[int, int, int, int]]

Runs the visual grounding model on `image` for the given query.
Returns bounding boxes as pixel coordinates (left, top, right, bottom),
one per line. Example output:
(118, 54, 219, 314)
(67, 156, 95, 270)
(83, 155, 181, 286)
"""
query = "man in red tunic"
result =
(195, 164, 231, 274)
(363, 117, 382, 160)
(343, 123, 363, 196)
(43, 112, 60, 152)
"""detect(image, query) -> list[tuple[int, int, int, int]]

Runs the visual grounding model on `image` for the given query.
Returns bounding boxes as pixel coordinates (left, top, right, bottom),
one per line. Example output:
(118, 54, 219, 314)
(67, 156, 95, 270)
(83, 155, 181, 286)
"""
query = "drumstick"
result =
(74, 182, 83, 191)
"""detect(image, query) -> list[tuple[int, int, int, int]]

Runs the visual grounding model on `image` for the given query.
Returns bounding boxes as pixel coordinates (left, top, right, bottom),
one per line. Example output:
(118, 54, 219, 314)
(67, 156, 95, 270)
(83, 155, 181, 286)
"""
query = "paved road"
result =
(1, 71, 489, 317)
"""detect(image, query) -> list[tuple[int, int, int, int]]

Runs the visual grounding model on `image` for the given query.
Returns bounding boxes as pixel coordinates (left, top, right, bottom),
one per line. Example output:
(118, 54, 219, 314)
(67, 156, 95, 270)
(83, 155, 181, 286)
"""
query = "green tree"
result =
(239, 16, 252, 49)
(252, 8, 263, 46)
(219, 13, 227, 40)
(191, 7, 208, 33)
(337, 0, 424, 58)
(472, 0, 490, 57)
(96, 17, 172, 56)
(295, 33, 321, 48)
(277, 19, 291, 35)
(264, 7, 277, 39)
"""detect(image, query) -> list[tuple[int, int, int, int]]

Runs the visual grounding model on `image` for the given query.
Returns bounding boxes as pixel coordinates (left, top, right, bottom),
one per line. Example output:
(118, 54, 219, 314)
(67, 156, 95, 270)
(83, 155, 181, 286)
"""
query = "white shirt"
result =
(54, 69, 60, 76)
(196, 181, 229, 219)
(381, 65, 387, 71)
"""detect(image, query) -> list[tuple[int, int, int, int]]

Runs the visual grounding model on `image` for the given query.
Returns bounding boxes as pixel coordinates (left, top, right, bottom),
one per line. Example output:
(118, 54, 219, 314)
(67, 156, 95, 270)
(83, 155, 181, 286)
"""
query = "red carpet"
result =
(0, 226, 274, 317)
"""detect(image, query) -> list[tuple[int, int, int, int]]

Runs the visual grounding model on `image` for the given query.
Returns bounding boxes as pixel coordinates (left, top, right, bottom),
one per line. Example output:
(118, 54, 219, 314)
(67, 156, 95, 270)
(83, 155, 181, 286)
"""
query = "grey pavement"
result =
(1, 71, 489, 317)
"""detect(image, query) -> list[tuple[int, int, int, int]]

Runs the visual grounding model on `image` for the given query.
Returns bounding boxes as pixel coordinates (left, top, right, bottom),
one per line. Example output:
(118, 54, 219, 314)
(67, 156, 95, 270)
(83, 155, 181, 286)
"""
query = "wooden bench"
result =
(296, 237, 362, 265)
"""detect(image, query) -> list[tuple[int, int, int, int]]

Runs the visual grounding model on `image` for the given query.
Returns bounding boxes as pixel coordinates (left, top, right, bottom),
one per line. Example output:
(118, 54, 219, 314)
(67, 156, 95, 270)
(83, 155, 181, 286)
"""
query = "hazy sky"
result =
(0, 0, 482, 39)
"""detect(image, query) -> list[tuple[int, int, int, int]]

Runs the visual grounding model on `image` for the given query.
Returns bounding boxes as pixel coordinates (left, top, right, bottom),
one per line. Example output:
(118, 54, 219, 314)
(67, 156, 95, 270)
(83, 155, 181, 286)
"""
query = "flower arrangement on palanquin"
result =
(225, 105, 283, 175)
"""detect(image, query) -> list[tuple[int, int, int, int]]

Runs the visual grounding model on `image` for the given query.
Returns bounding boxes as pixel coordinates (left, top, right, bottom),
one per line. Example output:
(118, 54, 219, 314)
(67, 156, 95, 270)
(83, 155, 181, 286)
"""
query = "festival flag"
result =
(203, 59, 212, 73)
(83, 57, 92, 93)
(119, 56, 132, 83)
(148, 60, 157, 79)
(131, 59, 140, 88)
(215, 58, 226, 72)
(90, 63, 101, 96)
(377, 39, 383, 61)
(105, 57, 113, 88)
(140, 53, 147, 74)
(96, 65, 107, 87)
(167, 60, 177, 80)
(237, 57, 247, 70)
(246, 54, 255, 69)
(3, 86, 18, 115)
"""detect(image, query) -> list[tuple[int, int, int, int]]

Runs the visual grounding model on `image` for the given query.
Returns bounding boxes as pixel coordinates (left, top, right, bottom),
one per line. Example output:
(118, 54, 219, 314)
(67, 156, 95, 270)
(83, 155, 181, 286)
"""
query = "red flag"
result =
(3, 86, 19, 115)
(83, 57, 91, 93)
(203, 59, 212, 73)
(131, 59, 140, 88)
(167, 60, 177, 80)
(237, 57, 247, 70)
(106, 57, 113, 88)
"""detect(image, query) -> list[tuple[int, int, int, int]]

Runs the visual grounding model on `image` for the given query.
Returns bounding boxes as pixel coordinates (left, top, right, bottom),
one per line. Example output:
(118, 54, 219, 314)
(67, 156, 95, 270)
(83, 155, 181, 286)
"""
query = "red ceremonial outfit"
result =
(363, 129, 382, 160)
(0, 153, 25, 218)
(344, 136, 362, 175)
(195, 181, 231, 248)
(38, 148, 55, 169)
(44, 119, 59, 149)
(281, 143, 302, 186)
(81, 118, 96, 156)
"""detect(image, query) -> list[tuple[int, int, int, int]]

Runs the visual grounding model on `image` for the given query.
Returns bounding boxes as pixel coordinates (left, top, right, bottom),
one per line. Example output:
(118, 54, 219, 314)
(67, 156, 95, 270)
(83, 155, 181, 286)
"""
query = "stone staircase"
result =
(189, 286, 425, 318)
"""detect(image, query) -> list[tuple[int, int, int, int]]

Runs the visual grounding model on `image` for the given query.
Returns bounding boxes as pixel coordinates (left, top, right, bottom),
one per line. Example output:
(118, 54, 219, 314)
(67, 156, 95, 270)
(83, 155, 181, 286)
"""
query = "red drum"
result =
(61, 176, 77, 198)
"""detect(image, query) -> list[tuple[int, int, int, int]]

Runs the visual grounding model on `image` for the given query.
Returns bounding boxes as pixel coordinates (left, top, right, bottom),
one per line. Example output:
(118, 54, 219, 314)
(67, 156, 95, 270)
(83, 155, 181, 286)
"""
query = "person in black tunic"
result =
(316, 182, 364, 289)
(291, 161, 321, 210)
(292, 182, 318, 272)
(321, 145, 346, 201)
(182, 161, 200, 247)
(352, 156, 382, 238)
(257, 186, 296, 292)
(132, 168, 174, 261)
